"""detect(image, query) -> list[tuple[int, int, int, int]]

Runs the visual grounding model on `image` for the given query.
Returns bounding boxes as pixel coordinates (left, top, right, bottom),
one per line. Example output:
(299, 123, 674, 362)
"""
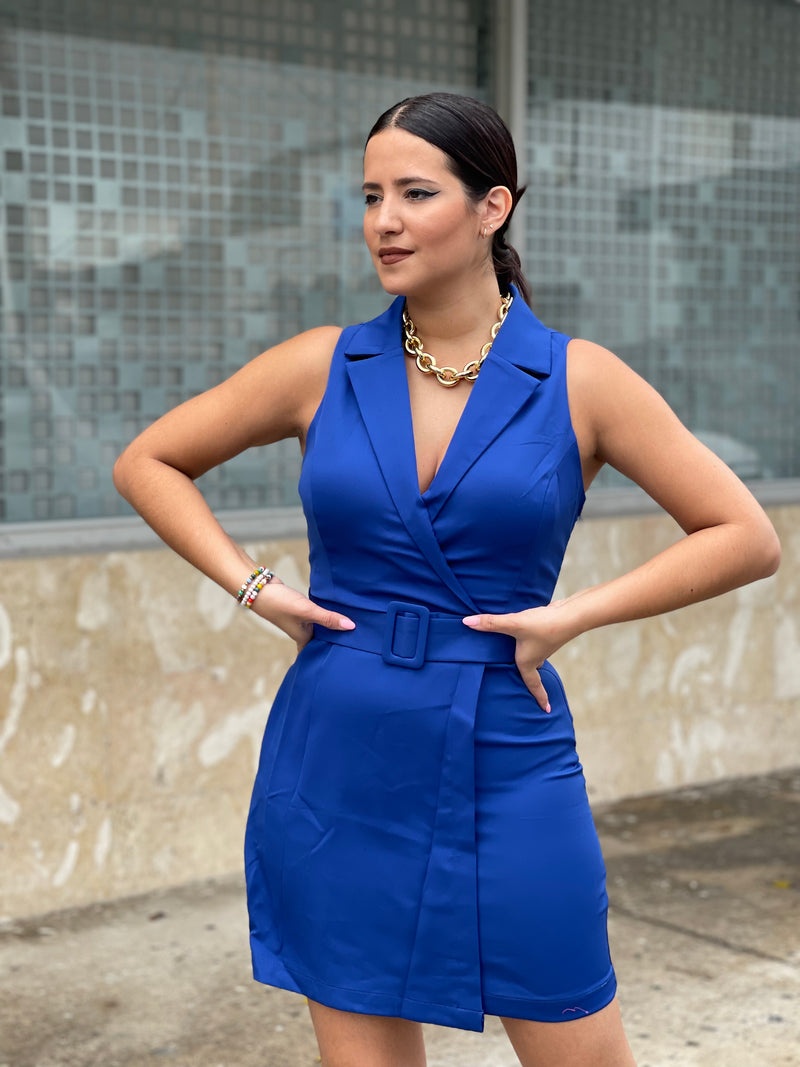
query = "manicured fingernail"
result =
(340, 619, 355, 630)
(545, 703, 551, 714)
(462, 616, 480, 625)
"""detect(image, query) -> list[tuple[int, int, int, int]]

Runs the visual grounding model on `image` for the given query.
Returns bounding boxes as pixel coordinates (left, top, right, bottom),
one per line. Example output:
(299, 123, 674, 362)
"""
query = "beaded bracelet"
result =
(241, 570, 274, 609)
(236, 566, 270, 603)
(236, 566, 275, 609)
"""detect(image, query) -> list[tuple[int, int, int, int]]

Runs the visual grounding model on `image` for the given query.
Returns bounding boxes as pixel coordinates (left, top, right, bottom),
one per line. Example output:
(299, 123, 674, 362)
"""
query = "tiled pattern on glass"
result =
(525, 0, 800, 482)
(0, 0, 486, 521)
(0, 0, 483, 81)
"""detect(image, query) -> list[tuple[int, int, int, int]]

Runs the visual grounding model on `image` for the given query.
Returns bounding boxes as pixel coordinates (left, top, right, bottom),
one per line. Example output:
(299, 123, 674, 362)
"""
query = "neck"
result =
(404, 276, 508, 346)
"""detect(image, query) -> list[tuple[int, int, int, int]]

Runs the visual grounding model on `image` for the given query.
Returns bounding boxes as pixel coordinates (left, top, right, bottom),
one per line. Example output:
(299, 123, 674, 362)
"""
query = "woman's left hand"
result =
(462, 601, 577, 712)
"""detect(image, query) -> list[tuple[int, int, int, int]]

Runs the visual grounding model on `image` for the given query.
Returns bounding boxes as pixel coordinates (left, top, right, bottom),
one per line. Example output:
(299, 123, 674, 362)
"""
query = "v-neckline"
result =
(343, 285, 552, 519)
(401, 352, 481, 500)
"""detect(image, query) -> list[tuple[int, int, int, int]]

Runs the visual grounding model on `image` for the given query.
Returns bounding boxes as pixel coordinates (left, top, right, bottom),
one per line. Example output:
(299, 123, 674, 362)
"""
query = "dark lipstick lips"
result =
(378, 247, 413, 264)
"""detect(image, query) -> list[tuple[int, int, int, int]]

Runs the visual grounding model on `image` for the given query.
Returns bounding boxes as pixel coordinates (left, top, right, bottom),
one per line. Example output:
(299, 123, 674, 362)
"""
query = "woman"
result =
(114, 93, 780, 1067)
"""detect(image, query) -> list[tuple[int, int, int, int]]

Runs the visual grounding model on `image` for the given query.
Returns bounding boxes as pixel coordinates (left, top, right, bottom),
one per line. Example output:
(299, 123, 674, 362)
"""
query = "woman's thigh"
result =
(306, 998, 427, 1067)
(500, 998, 637, 1067)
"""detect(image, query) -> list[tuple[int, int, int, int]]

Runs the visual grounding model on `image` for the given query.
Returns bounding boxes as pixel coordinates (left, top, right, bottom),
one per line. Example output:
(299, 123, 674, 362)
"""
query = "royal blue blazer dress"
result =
(244, 286, 617, 1032)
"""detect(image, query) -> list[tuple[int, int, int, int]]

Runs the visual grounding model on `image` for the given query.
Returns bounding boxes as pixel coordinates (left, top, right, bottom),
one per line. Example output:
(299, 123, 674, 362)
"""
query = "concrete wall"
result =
(0, 506, 797, 921)
(556, 505, 799, 800)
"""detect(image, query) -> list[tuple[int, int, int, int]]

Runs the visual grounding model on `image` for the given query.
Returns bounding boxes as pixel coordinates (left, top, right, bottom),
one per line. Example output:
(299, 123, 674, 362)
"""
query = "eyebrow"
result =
(361, 176, 439, 191)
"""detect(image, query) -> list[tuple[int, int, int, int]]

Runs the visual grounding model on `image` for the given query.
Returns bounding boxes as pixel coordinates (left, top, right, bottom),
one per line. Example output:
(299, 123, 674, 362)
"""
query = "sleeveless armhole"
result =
(302, 324, 359, 459)
(551, 329, 587, 519)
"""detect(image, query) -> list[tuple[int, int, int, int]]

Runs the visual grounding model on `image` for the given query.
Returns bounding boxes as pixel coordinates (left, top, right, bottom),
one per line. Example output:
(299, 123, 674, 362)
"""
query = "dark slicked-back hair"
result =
(367, 92, 531, 306)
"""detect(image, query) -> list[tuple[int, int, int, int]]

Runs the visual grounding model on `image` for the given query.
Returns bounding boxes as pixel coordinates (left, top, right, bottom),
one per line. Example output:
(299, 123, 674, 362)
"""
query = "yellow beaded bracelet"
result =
(237, 567, 275, 609)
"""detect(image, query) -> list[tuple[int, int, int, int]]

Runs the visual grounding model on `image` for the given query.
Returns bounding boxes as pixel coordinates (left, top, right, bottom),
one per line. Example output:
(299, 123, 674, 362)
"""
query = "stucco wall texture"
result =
(0, 507, 797, 921)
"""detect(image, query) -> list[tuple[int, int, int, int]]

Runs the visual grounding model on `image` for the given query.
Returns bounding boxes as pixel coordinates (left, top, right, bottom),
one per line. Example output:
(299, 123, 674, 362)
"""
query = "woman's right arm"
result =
(112, 325, 355, 647)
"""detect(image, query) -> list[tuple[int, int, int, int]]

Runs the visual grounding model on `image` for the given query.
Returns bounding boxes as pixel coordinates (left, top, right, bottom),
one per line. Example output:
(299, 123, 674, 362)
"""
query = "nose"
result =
(371, 196, 402, 236)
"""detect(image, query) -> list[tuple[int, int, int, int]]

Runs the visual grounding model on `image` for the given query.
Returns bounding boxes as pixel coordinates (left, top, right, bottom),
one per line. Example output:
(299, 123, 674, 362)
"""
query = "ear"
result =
(481, 185, 514, 234)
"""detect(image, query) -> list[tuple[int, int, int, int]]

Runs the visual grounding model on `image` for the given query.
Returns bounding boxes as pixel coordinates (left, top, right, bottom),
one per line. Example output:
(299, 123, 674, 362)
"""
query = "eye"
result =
(364, 192, 381, 206)
(406, 188, 436, 201)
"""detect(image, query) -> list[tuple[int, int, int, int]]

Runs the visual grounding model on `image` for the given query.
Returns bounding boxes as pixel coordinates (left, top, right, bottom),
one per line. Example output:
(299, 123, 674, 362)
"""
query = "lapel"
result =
(343, 299, 420, 529)
(423, 289, 553, 517)
(343, 287, 553, 610)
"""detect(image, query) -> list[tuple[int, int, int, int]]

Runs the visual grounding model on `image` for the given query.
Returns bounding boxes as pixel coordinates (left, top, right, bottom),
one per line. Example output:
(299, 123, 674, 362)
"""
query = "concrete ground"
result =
(2, 769, 799, 1067)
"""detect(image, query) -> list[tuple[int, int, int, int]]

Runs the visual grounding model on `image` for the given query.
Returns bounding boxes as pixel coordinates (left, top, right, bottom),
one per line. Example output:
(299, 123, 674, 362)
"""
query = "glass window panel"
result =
(0, 0, 492, 521)
(525, 0, 800, 486)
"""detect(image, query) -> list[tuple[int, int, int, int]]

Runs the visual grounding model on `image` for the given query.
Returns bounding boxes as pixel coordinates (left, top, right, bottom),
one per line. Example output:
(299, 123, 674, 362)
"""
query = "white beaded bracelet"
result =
(236, 567, 275, 609)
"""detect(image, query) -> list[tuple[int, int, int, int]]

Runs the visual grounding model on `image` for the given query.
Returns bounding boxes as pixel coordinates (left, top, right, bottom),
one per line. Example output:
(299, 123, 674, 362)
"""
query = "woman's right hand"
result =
(251, 577, 355, 652)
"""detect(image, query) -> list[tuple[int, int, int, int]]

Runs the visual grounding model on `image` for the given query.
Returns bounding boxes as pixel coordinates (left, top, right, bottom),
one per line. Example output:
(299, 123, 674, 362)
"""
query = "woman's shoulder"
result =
(283, 324, 343, 358)
(565, 335, 621, 370)
(263, 325, 343, 426)
(565, 336, 648, 404)
(260, 324, 343, 382)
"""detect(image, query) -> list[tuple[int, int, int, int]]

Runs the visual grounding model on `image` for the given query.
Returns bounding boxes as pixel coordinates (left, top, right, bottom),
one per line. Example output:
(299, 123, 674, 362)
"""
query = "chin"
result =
(378, 278, 408, 297)
(371, 267, 408, 297)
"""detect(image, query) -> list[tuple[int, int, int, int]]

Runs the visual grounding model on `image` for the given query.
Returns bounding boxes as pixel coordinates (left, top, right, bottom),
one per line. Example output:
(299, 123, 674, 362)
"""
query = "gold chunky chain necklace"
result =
(402, 293, 513, 388)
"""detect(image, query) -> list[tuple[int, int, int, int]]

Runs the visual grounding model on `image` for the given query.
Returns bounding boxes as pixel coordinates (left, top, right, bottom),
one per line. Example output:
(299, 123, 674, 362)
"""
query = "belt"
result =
(311, 599, 517, 669)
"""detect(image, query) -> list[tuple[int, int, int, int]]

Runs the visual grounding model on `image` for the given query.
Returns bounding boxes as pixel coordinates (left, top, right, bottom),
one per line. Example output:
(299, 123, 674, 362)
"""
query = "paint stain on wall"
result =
(197, 702, 270, 773)
(50, 724, 77, 768)
(195, 577, 237, 632)
(0, 783, 20, 825)
(775, 607, 800, 700)
(0, 646, 30, 826)
(52, 840, 79, 888)
(1, 647, 29, 754)
(151, 697, 206, 785)
(76, 567, 111, 632)
(657, 710, 728, 789)
(94, 816, 112, 869)
(0, 601, 12, 670)
(668, 645, 714, 698)
(722, 605, 754, 690)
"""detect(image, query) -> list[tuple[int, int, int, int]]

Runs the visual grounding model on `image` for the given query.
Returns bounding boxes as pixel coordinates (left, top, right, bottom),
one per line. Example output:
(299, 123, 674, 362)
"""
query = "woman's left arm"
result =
(464, 338, 781, 710)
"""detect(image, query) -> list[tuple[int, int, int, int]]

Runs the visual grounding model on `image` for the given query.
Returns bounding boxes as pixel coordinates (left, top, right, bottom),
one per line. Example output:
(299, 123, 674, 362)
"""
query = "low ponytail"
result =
(368, 93, 534, 306)
(492, 190, 531, 305)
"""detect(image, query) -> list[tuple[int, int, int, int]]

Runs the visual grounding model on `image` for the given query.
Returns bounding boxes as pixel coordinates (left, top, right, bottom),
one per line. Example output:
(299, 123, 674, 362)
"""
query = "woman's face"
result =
(362, 127, 489, 299)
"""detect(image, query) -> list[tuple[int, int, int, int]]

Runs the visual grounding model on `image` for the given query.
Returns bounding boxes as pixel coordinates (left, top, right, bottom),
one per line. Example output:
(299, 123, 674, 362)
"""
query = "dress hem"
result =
(251, 941, 617, 1032)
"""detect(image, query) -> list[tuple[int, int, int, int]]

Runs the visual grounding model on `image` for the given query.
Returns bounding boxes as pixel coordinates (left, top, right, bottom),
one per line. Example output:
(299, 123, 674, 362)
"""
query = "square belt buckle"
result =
(381, 601, 431, 669)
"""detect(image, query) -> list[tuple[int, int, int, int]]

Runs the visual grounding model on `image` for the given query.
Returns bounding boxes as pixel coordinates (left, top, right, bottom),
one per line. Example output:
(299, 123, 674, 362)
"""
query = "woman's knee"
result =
(306, 998, 427, 1067)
